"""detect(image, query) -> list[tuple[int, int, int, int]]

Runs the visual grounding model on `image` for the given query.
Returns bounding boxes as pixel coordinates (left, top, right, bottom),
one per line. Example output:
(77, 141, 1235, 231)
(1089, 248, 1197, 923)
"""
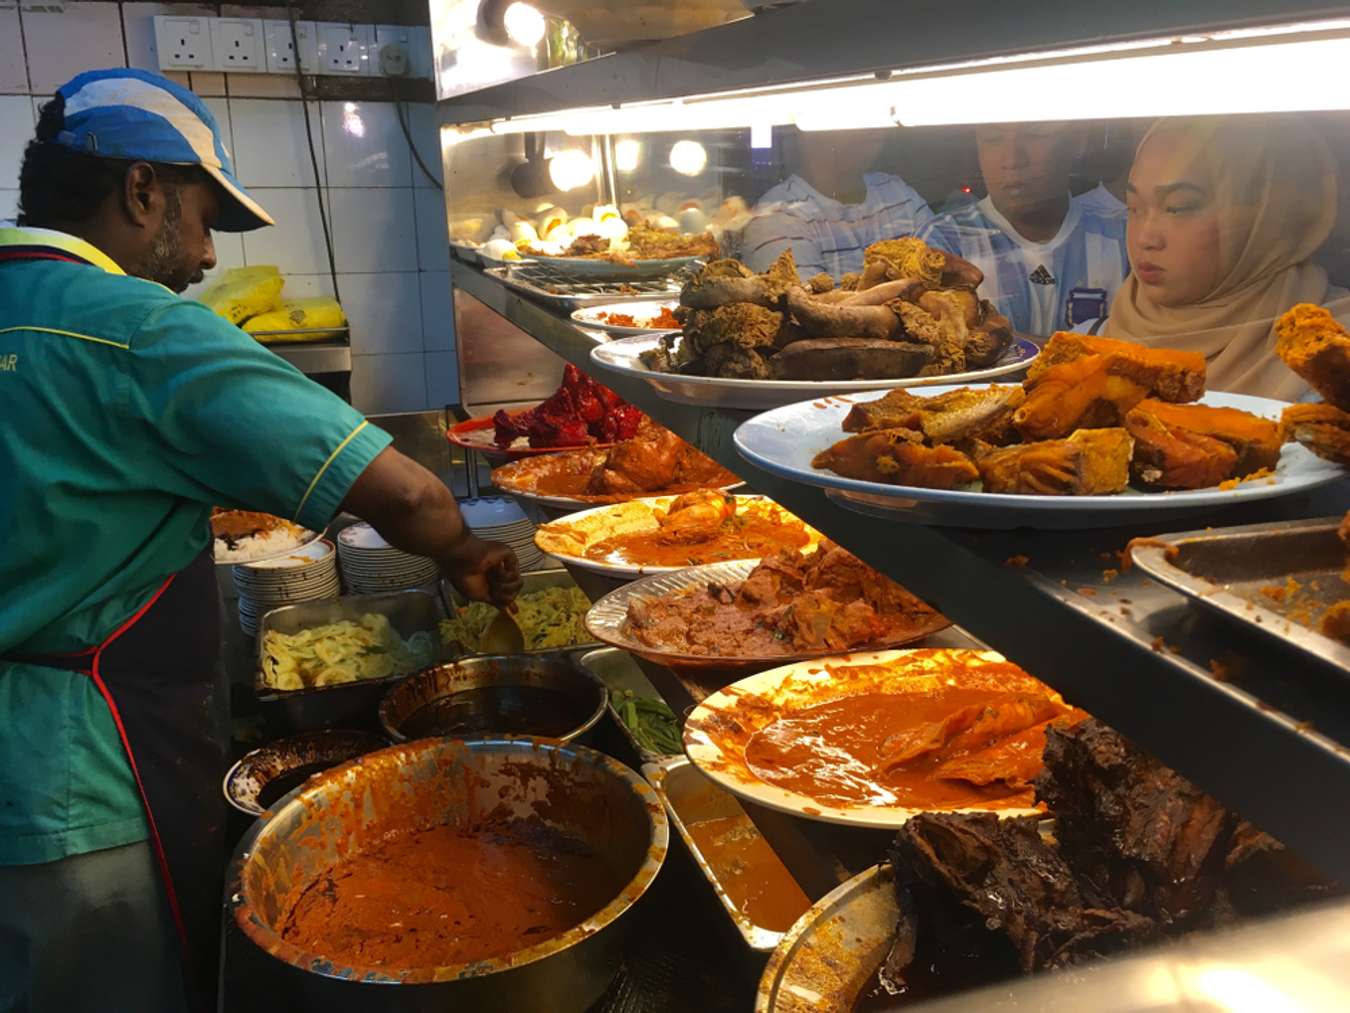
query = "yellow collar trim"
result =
(0, 227, 127, 276)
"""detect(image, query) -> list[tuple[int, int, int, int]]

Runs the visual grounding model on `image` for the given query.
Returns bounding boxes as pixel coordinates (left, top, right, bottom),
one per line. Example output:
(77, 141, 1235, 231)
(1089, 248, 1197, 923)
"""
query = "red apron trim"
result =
(88, 573, 192, 953)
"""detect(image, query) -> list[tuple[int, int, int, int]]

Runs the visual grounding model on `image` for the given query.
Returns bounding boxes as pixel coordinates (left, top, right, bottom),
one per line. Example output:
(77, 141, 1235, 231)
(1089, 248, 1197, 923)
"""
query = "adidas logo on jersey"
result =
(1029, 265, 1055, 285)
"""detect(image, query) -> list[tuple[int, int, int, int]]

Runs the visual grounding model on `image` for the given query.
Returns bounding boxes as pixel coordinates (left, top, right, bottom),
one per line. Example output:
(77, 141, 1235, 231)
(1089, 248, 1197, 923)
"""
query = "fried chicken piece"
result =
(1275, 303, 1350, 410)
(586, 423, 684, 494)
(701, 342, 773, 379)
(862, 237, 947, 287)
(1014, 355, 1149, 440)
(680, 250, 796, 309)
(1125, 407, 1238, 490)
(683, 303, 784, 357)
(843, 385, 1024, 446)
(977, 428, 1133, 496)
(1280, 402, 1350, 465)
(625, 223, 720, 260)
(655, 490, 736, 544)
(1132, 399, 1282, 476)
(1028, 333, 1206, 403)
(813, 429, 980, 488)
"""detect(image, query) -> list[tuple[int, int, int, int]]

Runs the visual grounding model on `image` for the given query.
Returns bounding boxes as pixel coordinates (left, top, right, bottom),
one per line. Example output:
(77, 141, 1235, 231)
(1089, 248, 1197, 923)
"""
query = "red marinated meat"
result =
(492, 365, 645, 449)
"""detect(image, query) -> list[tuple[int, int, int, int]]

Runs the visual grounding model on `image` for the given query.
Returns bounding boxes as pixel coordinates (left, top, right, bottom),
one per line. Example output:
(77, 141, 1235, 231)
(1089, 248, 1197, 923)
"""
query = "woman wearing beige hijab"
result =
(1107, 114, 1347, 400)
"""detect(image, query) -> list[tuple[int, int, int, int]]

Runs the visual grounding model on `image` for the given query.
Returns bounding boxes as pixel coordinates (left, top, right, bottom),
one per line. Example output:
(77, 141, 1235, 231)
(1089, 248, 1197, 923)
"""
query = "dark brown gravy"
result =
(398, 685, 591, 740)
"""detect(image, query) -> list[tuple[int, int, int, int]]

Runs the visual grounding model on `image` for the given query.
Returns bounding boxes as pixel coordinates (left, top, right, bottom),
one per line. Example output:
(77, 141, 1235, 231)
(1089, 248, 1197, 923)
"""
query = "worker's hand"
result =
(443, 535, 522, 609)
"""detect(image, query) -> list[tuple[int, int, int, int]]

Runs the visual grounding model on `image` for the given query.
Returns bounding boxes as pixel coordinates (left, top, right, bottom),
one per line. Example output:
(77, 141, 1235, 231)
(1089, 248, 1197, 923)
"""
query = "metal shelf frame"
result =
(450, 263, 1350, 880)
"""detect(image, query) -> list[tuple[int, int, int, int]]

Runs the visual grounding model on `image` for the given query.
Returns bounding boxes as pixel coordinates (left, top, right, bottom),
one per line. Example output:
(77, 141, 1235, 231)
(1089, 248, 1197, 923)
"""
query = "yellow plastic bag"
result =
(195, 265, 283, 325)
(243, 297, 347, 343)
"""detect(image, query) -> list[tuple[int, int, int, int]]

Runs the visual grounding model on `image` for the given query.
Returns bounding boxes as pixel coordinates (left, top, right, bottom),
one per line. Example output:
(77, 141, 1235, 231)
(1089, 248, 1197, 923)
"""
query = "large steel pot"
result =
(227, 737, 667, 1012)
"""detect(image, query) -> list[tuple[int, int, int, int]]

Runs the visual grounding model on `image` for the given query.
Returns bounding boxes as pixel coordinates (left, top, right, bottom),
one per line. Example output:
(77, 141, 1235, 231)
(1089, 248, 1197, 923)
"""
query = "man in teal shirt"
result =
(0, 69, 521, 1011)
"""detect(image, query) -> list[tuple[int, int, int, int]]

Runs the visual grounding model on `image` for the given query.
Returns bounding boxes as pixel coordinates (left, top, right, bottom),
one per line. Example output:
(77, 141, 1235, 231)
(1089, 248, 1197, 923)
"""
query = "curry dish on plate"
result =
(492, 420, 739, 504)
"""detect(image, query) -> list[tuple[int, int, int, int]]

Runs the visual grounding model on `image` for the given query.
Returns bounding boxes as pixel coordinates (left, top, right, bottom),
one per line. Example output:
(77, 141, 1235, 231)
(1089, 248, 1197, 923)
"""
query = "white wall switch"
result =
(263, 18, 317, 74)
(153, 15, 212, 71)
(210, 17, 266, 74)
(316, 22, 374, 76)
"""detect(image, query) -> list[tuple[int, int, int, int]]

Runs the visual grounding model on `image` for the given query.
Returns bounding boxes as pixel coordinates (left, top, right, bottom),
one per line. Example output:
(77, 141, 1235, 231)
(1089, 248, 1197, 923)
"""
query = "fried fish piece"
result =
(812, 428, 979, 489)
(843, 385, 1025, 446)
(1028, 332, 1206, 403)
(1275, 303, 1350, 410)
(977, 428, 1133, 495)
(1132, 399, 1282, 476)
(1014, 355, 1149, 440)
(1125, 408, 1239, 490)
(1280, 402, 1350, 465)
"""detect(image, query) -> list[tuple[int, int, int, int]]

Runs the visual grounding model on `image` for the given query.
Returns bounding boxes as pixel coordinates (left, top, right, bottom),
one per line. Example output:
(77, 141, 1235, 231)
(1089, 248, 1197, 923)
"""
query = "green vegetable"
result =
(615, 689, 682, 755)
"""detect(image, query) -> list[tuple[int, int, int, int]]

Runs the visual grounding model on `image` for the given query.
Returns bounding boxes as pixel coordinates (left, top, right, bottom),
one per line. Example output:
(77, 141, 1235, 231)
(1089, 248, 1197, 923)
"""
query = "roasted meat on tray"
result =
(1125, 399, 1282, 489)
(1027, 332, 1207, 403)
(842, 385, 1024, 447)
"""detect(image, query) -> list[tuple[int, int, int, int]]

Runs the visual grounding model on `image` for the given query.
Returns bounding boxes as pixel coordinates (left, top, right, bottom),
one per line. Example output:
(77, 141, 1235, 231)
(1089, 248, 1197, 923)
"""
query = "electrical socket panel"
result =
(210, 18, 266, 74)
(264, 19, 318, 75)
(372, 26, 433, 79)
(316, 22, 374, 76)
(153, 15, 212, 71)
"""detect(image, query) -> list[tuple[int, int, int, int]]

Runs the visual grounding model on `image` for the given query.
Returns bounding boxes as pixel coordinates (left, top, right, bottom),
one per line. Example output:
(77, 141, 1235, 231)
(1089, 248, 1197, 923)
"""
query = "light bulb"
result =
(548, 149, 595, 191)
(615, 138, 641, 173)
(503, 3, 546, 48)
(669, 139, 707, 176)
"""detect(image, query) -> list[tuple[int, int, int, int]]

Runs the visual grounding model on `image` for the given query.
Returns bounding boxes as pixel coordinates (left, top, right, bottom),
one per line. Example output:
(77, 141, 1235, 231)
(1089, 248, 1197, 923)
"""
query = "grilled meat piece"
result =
(977, 428, 1133, 496)
(1036, 719, 1236, 926)
(1275, 303, 1350, 410)
(1280, 402, 1350, 464)
(843, 385, 1025, 446)
(1028, 332, 1206, 403)
(680, 250, 795, 309)
(813, 430, 979, 488)
(772, 338, 933, 381)
(701, 341, 773, 379)
(966, 302, 1015, 368)
(889, 813, 1156, 974)
(1133, 400, 1281, 475)
(1015, 355, 1149, 440)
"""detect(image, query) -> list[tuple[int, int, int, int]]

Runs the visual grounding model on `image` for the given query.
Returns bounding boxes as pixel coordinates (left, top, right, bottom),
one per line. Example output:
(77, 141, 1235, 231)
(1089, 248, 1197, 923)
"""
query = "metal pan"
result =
(1129, 517, 1350, 678)
(644, 756, 813, 953)
(579, 647, 678, 765)
(254, 590, 445, 731)
(439, 568, 602, 655)
(222, 729, 388, 815)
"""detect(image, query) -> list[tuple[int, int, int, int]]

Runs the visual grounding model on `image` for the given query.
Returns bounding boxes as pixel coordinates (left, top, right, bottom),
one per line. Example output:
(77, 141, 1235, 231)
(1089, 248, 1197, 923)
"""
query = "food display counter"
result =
(410, 0, 1350, 1009)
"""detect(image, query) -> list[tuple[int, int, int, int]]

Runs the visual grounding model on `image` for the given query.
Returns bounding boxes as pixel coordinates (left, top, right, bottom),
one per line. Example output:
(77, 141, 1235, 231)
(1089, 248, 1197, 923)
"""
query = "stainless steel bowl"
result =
(378, 653, 607, 743)
(222, 729, 388, 816)
(228, 737, 667, 1012)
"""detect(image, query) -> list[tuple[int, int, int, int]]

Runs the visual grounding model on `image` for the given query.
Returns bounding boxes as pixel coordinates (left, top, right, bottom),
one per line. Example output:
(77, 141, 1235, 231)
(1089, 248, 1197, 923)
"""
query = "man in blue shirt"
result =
(0, 69, 521, 1011)
(918, 122, 1129, 336)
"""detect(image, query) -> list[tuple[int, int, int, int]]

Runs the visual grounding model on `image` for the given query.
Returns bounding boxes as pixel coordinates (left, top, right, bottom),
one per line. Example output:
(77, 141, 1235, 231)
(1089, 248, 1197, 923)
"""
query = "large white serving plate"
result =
(570, 300, 681, 337)
(533, 494, 824, 580)
(683, 648, 1048, 830)
(734, 385, 1346, 529)
(590, 334, 1039, 410)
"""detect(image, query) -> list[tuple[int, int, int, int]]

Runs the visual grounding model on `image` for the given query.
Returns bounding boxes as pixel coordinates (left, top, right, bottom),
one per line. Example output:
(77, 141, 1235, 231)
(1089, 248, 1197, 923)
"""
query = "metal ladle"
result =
(478, 606, 525, 654)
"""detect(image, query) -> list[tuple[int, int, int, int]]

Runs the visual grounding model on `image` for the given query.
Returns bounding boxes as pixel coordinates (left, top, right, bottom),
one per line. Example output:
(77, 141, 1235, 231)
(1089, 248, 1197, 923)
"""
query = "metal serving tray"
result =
(579, 647, 678, 766)
(484, 264, 687, 312)
(254, 590, 446, 731)
(644, 756, 812, 953)
(440, 567, 603, 655)
(1130, 516, 1350, 677)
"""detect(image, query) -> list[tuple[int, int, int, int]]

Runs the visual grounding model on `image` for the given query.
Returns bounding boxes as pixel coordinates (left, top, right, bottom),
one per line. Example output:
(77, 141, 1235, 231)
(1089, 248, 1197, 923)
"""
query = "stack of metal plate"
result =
(233, 539, 340, 636)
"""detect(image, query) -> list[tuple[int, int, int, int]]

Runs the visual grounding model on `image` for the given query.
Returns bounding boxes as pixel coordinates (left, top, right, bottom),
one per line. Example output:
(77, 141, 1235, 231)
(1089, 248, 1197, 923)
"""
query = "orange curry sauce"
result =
(584, 514, 811, 569)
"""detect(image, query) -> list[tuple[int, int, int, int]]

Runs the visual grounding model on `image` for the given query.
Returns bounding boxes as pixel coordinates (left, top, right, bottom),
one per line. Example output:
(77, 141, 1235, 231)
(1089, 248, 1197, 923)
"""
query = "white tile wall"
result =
(328, 187, 418, 273)
(413, 186, 450, 271)
(241, 187, 331, 274)
(351, 352, 428, 415)
(228, 98, 324, 187)
(419, 272, 454, 351)
(321, 101, 412, 188)
(0, 96, 35, 190)
(20, 3, 126, 95)
(0, 7, 29, 94)
(339, 272, 423, 355)
(1, 8, 455, 413)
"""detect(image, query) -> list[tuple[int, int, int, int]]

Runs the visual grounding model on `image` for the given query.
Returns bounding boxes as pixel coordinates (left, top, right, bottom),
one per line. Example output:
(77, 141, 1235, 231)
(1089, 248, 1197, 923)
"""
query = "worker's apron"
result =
(0, 245, 226, 1010)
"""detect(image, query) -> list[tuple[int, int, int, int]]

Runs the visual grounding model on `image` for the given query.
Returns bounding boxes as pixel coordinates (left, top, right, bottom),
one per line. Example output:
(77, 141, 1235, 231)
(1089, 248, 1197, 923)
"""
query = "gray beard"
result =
(137, 187, 185, 290)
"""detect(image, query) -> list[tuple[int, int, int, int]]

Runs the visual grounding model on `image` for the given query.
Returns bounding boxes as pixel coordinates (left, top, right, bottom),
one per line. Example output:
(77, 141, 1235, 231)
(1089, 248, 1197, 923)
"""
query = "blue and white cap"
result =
(51, 68, 273, 232)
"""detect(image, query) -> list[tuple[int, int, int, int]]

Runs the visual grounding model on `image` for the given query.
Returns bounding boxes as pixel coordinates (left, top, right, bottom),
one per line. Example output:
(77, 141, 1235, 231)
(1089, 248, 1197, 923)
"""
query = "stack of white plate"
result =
(233, 539, 340, 636)
(460, 496, 545, 571)
(337, 522, 439, 594)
